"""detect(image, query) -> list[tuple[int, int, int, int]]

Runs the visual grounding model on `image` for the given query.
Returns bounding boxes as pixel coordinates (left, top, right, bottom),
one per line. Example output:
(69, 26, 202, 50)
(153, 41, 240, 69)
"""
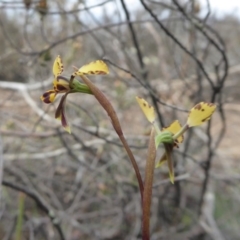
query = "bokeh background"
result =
(0, 0, 240, 239)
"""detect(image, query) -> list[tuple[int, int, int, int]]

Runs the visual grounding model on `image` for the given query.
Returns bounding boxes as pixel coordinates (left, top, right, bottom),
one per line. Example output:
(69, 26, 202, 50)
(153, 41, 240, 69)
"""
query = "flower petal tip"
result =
(155, 161, 164, 169)
(169, 173, 174, 184)
(64, 126, 71, 134)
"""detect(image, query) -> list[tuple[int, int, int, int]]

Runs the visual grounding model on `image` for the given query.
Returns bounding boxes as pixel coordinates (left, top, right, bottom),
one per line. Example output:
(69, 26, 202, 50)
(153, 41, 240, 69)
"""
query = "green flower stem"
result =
(173, 123, 189, 140)
(15, 193, 25, 240)
(142, 127, 156, 240)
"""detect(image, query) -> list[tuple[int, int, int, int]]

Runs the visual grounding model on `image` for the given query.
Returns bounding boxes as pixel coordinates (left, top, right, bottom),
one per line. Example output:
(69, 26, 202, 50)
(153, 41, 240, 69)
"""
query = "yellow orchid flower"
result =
(136, 97, 216, 184)
(41, 56, 109, 133)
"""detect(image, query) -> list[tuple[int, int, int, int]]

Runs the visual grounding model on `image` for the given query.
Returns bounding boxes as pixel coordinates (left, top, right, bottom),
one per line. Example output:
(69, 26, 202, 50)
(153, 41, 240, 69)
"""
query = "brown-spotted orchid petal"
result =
(187, 102, 216, 127)
(135, 96, 156, 124)
(40, 90, 57, 104)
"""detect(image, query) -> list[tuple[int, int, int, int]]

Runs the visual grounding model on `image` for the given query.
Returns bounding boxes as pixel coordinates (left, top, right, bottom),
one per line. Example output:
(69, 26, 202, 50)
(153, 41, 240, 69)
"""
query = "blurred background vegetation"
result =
(0, 0, 240, 239)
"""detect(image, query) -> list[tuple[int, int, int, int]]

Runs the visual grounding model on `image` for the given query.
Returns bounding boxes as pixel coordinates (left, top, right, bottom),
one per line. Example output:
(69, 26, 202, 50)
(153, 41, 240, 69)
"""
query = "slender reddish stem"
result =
(142, 127, 156, 240)
(80, 75, 144, 201)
